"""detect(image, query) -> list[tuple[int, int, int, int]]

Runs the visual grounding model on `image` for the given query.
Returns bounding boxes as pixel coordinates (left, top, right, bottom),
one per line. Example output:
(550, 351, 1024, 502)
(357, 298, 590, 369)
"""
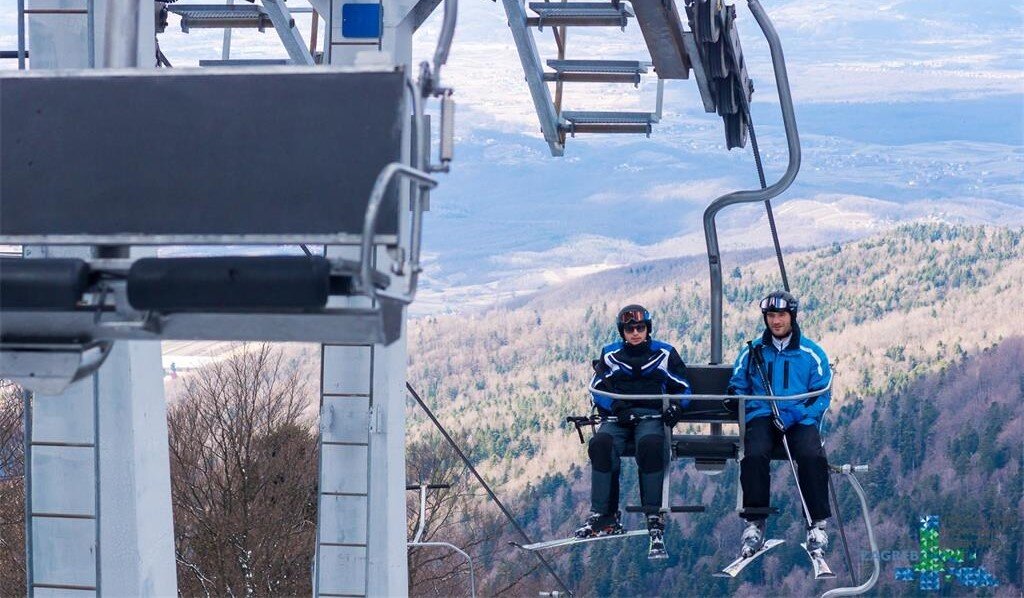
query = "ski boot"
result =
(740, 519, 766, 558)
(574, 511, 623, 539)
(804, 520, 835, 578)
(805, 520, 829, 556)
(647, 514, 667, 560)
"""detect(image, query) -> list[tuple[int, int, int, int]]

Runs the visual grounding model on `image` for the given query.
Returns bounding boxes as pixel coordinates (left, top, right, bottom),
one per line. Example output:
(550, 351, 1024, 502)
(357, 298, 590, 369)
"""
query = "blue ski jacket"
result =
(590, 339, 692, 413)
(727, 324, 832, 429)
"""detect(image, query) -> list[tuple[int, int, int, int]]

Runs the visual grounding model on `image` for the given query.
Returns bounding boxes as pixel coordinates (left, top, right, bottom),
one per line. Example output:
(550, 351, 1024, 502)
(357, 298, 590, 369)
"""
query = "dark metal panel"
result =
(630, 0, 691, 79)
(0, 67, 405, 242)
(686, 364, 733, 395)
(0, 308, 400, 345)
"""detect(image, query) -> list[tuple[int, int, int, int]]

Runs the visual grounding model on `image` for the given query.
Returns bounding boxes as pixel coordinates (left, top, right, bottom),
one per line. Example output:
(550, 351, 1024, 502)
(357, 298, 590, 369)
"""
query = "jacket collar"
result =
(622, 338, 653, 355)
(761, 322, 801, 351)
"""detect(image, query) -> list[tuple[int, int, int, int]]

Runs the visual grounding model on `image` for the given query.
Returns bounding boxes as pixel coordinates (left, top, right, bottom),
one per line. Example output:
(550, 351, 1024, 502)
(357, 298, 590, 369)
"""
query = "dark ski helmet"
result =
(760, 291, 798, 325)
(617, 304, 652, 339)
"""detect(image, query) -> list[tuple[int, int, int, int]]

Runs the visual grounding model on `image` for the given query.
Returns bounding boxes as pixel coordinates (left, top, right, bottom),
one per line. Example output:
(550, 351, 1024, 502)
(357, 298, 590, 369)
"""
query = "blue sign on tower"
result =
(341, 3, 382, 39)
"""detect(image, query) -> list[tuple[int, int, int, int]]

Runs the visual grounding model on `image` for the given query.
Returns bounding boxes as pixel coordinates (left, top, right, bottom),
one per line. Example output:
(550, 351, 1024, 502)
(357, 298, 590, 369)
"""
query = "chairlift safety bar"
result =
(588, 379, 831, 403)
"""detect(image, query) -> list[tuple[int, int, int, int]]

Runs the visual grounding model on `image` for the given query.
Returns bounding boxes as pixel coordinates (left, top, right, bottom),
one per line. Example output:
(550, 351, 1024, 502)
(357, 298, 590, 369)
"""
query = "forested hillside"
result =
(406, 223, 1022, 596)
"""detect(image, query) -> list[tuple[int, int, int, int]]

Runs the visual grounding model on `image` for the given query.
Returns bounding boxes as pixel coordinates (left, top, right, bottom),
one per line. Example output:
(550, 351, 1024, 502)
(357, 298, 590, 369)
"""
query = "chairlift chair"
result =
(0, 66, 441, 393)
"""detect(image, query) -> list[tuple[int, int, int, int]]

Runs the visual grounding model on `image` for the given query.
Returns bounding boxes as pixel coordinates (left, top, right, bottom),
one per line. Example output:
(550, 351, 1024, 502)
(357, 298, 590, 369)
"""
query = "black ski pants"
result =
(589, 412, 668, 515)
(740, 417, 831, 523)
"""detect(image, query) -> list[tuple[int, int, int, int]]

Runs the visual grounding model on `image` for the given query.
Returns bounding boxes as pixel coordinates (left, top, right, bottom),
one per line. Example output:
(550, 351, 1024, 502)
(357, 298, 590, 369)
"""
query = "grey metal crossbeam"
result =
(527, 2, 633, 28)
(547, 59, 648, 74)
(260, 0, 316, 64)
(168, 4, 275, 32)
(501, 0, 565, 155)
(198, 58, 290, 66)
(560, 110, 655, 124)
(544, 59, 648, 84)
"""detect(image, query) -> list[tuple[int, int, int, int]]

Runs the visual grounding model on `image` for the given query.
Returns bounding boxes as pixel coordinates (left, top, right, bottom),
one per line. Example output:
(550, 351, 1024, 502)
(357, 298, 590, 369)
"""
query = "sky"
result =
(2, 1, 1022, 313)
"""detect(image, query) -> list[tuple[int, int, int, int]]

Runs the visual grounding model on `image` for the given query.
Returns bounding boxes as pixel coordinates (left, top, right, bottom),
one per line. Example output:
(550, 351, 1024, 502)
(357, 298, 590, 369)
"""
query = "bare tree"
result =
(0, 381, 26, 595)
(168, 344, 318, 597)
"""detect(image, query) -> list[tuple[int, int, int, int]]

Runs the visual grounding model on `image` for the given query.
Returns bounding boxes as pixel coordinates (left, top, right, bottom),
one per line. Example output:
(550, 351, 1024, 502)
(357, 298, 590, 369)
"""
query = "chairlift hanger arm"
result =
(703, 0, 800, 364)
(821, 468, 880, 598)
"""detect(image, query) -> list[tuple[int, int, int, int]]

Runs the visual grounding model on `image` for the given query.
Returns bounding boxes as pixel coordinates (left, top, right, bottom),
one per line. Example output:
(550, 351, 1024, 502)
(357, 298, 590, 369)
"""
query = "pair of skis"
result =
(511, 529, 667, 560)
(514, 531, 834, 578)
(714, 538, 835, 579)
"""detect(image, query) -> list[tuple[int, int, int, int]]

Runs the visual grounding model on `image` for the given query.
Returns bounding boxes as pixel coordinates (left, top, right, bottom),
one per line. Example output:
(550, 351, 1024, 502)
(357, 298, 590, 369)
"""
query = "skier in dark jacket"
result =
(575, 304, 692, 558)
(727, 291, 832, 559)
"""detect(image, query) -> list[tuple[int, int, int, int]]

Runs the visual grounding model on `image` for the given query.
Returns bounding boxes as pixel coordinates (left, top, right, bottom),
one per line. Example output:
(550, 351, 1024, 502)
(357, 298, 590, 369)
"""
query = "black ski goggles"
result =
(760, 296, 795, 312)
(618, 309, 650, 324)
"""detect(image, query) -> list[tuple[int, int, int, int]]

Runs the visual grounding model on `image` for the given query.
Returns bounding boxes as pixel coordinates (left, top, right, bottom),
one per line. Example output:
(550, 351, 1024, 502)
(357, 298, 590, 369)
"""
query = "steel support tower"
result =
(21, 1, 177, 595)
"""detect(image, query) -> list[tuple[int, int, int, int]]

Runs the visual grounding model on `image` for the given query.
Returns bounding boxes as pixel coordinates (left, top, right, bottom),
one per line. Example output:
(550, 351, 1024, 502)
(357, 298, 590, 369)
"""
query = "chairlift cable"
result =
(406, 382, 575, 597)
(746, 116, 790, 292)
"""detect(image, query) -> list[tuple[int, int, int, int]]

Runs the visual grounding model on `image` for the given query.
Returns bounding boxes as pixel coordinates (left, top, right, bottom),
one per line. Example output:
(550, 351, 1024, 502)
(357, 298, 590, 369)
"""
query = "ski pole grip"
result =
(565, 415, 590, 444)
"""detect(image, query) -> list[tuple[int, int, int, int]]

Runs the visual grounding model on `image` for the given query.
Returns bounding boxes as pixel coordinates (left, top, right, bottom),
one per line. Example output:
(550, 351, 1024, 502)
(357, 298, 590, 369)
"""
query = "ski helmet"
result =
(760, 291, 798, 325)
(616, 304, 652, 339)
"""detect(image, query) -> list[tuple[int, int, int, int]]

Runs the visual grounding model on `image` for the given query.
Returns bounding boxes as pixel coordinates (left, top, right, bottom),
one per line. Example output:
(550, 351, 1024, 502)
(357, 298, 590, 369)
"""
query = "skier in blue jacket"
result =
(575, 304, 692, 558)
(727, 291, 832, 560)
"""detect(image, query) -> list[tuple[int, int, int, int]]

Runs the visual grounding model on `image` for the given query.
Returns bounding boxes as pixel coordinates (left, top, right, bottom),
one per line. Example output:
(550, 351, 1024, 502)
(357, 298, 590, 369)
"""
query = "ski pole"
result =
(747, 342, 814, 528)
(660, 395, 671, 515)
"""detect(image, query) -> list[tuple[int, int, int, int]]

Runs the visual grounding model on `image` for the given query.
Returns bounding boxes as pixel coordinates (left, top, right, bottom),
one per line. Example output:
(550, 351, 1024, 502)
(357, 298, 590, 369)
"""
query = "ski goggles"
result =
(618, 309, 650, 324)
(760, 295, 795, 312)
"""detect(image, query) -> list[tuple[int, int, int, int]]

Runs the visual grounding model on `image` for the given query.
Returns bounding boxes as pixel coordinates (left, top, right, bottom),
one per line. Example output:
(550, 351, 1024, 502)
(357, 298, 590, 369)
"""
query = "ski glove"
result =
(773, 409, 800, 432)
(662, 404, 684, 427)
(612, 402, 638, 426)
(722, 386, 739, 415)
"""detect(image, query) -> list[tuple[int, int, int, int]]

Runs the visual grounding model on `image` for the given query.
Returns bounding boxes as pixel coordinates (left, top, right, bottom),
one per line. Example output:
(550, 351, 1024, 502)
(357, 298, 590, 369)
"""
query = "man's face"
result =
(623, 322, 648, 346)
(766, 310, 793, 338)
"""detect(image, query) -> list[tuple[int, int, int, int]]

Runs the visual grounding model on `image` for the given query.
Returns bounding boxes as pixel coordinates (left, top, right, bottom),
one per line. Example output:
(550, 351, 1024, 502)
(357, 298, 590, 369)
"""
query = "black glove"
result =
(612, 402, 637, 426)
(722, 386, 739, 415)
(662, 404, 684, 427)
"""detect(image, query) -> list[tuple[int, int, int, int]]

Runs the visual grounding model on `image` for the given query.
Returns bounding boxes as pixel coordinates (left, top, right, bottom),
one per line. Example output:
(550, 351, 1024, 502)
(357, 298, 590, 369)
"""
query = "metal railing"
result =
(406, 483, 477, 598)
(822, 465, 879, 598)
(358, 75, 438, 304)
(588, 380, 831, 405)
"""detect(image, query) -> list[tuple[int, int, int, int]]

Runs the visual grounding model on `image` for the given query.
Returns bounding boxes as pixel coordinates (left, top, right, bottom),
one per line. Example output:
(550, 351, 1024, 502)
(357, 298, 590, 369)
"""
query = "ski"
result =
(647, 543, 668, 560)
(647, 531, 668, 560)
(801, 543, 836, 579)
(510, 529, 648, 552)
(713, 539, 785, 577)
